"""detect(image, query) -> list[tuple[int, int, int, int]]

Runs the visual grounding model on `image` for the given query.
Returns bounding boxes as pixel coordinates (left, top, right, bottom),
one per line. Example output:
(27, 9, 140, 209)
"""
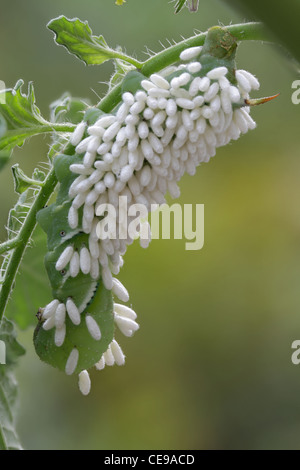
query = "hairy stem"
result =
(0, 168, 57, 323)
(0, 238, 20, 256)
(98, 22, 267, 113)
(109, 51, 143, 69)
(2, 123, 76, 143)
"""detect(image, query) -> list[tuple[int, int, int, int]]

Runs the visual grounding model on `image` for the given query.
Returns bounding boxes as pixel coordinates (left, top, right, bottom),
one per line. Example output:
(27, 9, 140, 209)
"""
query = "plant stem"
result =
(0, 168, 57, 323)
(0, 123, 76, 156)
(141, 22, 267, 75)
(98, 22, 267, 113)
(109, 51, 143, 69)
(0, 238, 19, 256)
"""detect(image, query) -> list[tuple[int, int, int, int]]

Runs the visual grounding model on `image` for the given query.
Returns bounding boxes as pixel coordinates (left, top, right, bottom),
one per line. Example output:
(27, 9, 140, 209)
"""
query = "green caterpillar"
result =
(34, 151, 115, 374)
(34, 27, 265, 395)
(34, 148, 138, 394)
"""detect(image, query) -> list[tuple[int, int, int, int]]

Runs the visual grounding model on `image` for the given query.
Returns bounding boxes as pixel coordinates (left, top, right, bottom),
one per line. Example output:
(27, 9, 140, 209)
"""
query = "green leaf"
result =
(0, 80, 46, 131)
(0, 80, 76, 157)
(32, 168, 46, 183)
(50, 92, 90, 125)
(11, 164, 44, 195)
(47, 16, 140, 67)
(0, 80, 48, 154)
(0, 318, 25, 450)
(110, 49, 135, 89)
(48, 16, 112, 65)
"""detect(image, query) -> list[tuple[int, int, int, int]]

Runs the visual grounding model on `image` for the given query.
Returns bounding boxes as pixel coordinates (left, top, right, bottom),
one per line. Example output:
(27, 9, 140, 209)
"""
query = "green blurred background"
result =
(1, 0, 300, 450)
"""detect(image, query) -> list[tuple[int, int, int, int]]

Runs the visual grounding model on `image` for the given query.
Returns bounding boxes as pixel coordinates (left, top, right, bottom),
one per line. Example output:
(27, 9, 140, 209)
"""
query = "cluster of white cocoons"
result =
(41, 44, 260, 395)
(66, 58, 259, 268)
(68, 336, 129, 396)
(41, 299, 139, 395)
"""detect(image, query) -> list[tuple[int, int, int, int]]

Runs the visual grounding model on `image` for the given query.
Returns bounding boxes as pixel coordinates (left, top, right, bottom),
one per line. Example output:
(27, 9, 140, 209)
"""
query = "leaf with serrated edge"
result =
(50, 93, 90, 124)
(0, 80, 74, 156)
(11, 164, 43, 195)
(0, 80, 46, 132)
(48, 16, 126, 66)
(0, 81, 47, 154)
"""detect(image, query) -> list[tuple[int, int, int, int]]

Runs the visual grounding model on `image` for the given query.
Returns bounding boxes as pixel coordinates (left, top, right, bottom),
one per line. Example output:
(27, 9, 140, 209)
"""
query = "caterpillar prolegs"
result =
(34, 27, 266, 395)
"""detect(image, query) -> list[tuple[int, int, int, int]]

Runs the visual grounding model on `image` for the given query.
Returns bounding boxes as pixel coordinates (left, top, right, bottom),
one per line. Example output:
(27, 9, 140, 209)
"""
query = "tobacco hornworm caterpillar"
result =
(34, 152, 115, 373)
(34, 27, 266, 395)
